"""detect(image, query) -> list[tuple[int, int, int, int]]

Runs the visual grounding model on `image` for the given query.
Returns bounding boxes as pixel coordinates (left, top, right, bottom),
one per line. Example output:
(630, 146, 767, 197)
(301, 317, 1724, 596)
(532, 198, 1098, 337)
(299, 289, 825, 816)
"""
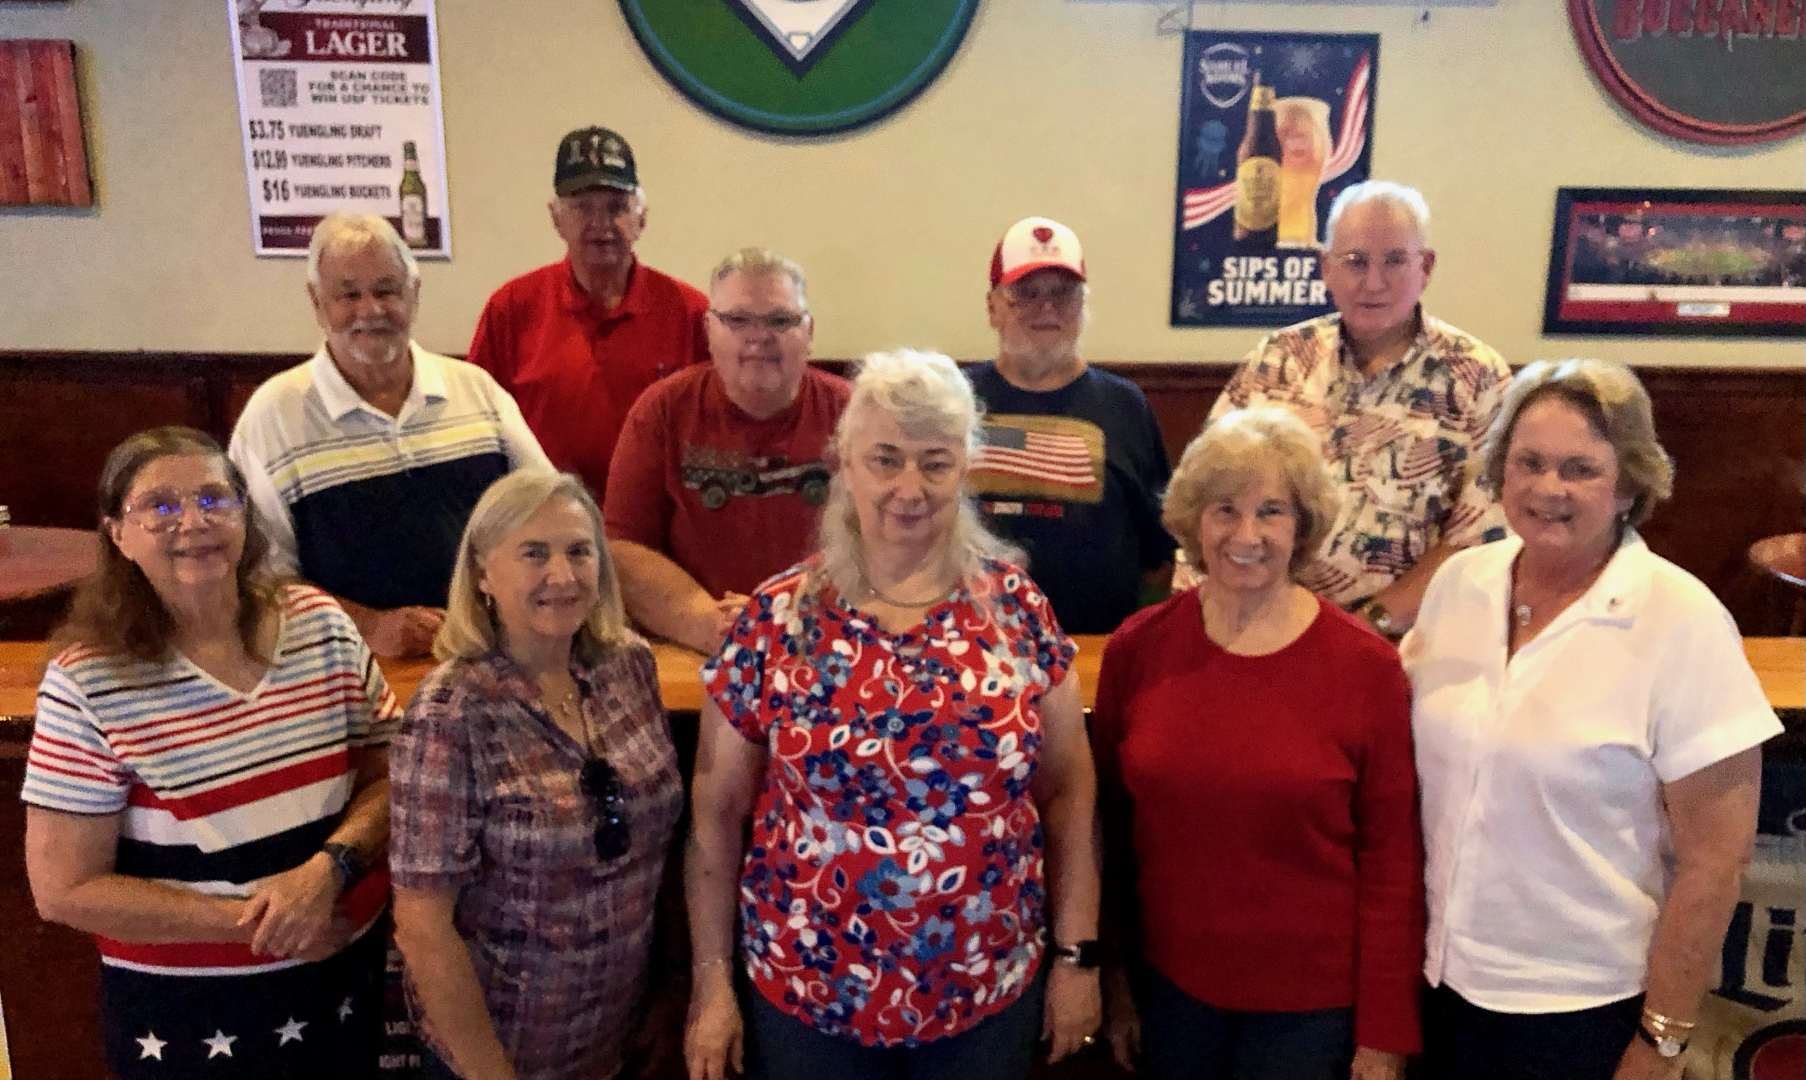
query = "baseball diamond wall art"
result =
(619, 0, 980, 136)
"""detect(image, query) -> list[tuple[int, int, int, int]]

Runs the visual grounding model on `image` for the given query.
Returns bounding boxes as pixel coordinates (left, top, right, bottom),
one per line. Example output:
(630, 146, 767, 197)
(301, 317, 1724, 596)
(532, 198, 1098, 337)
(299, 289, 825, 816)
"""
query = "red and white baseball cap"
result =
(989, 216, 1086, 288)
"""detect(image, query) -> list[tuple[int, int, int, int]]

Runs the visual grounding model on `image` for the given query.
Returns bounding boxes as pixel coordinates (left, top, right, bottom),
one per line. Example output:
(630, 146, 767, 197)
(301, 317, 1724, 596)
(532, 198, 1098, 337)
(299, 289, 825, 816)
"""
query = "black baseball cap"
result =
(554, 127, 638, 197)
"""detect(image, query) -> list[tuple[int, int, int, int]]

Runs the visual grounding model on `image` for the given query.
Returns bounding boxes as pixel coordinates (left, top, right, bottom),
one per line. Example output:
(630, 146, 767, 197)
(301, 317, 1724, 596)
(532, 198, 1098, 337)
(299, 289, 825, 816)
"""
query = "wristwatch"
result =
(1051, 940, 1101, 969)
(322, 842, 368, 891)
(1362, 601, 1394, 636)
(1635, 1021, 1688, 1059)
(1636, 1008, 1694, 1060)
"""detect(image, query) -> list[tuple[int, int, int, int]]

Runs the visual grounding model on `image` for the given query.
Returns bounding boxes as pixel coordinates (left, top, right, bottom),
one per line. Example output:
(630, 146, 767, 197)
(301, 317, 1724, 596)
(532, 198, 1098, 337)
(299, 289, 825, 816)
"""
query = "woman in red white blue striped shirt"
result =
(23, 426, 398, 1080)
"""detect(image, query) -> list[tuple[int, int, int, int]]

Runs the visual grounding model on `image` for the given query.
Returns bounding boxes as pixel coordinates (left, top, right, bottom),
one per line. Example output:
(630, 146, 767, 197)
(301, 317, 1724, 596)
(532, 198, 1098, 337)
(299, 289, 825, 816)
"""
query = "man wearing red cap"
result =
(465, 127, 709, 498)
(966, 217, 1173, 634)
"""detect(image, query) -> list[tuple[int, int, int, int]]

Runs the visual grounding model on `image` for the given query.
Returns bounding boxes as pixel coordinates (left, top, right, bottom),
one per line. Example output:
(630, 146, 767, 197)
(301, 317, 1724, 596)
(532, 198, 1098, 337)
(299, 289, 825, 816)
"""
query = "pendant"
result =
(1514, 603, 1533, 627)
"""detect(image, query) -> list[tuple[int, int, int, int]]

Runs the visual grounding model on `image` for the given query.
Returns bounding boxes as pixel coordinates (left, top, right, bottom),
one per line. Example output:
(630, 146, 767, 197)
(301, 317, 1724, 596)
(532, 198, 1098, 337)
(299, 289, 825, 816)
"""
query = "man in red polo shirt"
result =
(466, 126, 708, 496)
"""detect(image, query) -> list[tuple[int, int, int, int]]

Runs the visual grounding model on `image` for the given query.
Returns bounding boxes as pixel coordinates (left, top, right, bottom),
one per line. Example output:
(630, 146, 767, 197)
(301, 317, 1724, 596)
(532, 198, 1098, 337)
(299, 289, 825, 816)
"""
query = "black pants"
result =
(99, 924, 386, 1080)
(1418, 983, 1642, 1080)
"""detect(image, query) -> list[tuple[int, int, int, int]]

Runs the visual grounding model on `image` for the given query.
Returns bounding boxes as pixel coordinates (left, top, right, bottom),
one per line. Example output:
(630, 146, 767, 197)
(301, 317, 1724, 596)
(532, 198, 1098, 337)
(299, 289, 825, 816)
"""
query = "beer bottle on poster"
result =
(399, 141, 428, 249)
(1233, 73, 1282, 246)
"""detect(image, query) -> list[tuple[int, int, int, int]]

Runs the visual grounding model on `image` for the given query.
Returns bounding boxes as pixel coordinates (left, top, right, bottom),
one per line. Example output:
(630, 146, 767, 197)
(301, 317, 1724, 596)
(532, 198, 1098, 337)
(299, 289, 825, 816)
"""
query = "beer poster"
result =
(228, 0, 452, 258)
(1170, 31, 1379, 327)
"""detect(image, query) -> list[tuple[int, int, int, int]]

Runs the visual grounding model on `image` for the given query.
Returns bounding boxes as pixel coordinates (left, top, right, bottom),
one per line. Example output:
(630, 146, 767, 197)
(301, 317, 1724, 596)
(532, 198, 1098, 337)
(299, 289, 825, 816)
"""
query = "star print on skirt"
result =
(96, 923, 385, 1080)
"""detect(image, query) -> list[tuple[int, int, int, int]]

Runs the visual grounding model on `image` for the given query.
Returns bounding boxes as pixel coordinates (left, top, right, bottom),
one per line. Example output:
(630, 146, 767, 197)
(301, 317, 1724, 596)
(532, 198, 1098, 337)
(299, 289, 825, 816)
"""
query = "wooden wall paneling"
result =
(1113, 361, 1236, 463)
(0, 40, 92, 208)
(1, 352, 1800, 633)
(0, 354, 213, 528)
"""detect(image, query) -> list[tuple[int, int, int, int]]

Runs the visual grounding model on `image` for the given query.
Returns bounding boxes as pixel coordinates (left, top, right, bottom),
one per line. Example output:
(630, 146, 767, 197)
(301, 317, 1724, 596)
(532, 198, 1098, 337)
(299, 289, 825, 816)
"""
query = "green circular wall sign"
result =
(619, 0, 980, 136)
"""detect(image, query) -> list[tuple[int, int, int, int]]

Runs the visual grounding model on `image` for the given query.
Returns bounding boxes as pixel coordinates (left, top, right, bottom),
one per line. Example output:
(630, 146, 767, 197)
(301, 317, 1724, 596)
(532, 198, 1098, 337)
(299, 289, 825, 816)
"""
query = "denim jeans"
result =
(742, 967, 1048, 1080)
(1130, 957, 1354, 1080)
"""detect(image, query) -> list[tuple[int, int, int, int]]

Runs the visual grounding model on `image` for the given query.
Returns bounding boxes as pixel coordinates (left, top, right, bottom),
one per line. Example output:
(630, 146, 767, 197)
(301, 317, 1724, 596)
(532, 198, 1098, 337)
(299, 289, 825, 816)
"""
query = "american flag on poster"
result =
(970, 419, 1103, 504)
(1180, 54, 1371, 231)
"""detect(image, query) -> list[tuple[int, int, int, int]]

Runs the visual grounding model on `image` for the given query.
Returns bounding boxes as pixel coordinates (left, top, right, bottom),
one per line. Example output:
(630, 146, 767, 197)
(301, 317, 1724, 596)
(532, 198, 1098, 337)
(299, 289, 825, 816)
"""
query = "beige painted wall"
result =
(1, 0, 1800, 367)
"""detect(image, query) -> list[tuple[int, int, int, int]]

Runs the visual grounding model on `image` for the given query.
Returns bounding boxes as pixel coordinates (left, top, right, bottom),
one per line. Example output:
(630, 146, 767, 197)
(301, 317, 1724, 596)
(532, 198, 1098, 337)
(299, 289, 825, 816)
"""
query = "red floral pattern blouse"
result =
(702, 556, 1076, 1047)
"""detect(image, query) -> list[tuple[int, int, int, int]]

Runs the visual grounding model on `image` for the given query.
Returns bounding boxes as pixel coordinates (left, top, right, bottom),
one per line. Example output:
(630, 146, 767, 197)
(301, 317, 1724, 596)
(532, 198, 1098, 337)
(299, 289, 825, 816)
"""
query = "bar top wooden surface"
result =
(3, 635, 1802, 720)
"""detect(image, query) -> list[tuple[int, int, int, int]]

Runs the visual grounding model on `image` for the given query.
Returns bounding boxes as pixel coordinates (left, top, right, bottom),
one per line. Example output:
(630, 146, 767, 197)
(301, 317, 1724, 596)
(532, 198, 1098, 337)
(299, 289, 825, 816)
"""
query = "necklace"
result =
(1514, 602, 1533, 627)
(858, 558, 955, 608)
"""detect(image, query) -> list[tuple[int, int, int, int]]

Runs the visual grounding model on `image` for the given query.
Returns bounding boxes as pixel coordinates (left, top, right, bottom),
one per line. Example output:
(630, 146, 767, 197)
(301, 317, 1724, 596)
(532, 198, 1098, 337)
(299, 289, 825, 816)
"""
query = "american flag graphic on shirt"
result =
(969, 415, 1105, 504)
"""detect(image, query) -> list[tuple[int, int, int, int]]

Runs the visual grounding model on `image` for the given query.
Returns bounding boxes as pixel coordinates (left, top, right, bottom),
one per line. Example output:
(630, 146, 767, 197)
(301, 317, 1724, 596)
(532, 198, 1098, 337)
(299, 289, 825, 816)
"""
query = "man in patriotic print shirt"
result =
(966, 217, 1172, 634)
(1205, 182, 1511, 636)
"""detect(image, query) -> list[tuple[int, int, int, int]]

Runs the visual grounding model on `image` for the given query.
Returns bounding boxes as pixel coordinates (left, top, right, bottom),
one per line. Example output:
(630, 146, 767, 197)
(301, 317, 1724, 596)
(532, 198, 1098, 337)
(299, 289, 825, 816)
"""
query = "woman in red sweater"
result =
(1091, 407, 1424, 1080)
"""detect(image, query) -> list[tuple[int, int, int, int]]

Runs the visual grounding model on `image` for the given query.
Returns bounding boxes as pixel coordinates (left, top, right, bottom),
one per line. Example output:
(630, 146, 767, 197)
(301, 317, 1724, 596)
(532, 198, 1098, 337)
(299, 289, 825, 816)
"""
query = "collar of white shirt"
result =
(308, 340, 447, 423)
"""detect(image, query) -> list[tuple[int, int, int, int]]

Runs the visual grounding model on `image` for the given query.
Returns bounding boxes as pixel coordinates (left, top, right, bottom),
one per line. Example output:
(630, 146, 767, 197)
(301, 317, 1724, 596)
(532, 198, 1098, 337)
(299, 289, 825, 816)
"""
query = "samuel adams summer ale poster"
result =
(1171, 31, 1378, 328)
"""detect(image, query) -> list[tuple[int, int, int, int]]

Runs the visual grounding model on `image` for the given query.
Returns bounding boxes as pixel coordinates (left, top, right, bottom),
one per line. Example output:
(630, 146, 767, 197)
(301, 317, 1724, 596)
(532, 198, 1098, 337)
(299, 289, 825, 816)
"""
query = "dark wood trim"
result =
(3, 350, 1801, 634)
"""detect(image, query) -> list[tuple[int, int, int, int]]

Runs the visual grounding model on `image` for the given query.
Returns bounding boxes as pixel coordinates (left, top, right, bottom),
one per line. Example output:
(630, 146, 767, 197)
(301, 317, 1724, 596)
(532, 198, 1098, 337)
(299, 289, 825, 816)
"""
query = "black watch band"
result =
(322, 842, 366, 891)
(1052, 939, 1101, 969)
(1635, 1021, 1688, 1059)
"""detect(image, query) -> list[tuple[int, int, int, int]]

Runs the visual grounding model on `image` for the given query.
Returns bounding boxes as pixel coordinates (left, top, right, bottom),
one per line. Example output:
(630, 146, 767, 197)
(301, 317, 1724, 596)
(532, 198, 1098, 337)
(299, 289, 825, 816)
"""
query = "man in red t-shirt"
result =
(465, 126, 709, 496)
(604, 248, 850, 653)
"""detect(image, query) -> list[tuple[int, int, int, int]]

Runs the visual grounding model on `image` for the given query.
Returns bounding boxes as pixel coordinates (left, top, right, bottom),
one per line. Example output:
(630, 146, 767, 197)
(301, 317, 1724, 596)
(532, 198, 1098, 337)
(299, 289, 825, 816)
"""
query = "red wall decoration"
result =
(0, 39, 94, 207)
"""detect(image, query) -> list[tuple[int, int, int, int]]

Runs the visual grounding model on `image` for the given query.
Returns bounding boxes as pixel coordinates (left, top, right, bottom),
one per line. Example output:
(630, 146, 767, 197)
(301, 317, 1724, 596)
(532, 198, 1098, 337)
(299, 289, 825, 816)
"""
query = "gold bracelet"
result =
(1642, 1007, 1696, 1032)
(693, 956, 731, 968)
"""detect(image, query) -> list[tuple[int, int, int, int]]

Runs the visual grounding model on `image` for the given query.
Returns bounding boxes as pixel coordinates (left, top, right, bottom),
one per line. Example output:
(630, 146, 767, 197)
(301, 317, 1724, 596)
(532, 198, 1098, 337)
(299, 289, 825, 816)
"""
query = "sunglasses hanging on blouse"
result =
(581, 758, 631, 861)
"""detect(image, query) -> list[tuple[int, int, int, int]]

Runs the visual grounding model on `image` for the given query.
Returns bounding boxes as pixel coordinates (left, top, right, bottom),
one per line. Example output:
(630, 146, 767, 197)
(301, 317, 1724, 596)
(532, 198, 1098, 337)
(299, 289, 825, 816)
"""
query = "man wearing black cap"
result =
(466, 127, 710, 497)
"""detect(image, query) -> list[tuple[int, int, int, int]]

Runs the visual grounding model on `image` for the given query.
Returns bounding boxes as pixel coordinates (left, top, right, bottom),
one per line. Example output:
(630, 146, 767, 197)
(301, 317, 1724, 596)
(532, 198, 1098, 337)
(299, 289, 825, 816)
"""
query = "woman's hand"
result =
(1042, 962, 1102, 1064)
(240, 851, 340, 958)
(1102, 963, 1141, 1071)
(684, 967, 744, 1080)
(1350, 1045, 1406, 1079)
(1612, 1036, 1682, 1080)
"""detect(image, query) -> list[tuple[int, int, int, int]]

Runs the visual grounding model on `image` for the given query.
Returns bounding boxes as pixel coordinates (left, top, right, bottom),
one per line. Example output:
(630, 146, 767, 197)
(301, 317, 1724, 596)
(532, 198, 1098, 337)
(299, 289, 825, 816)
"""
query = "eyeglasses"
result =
(1003, 281, 1084, 310)
(1327, 250, 1425, 281)
(120, 488, 246, 533)
(710, 308, 808, 334)
(559, 194, 640, 222)
(580, 758, 631, 861)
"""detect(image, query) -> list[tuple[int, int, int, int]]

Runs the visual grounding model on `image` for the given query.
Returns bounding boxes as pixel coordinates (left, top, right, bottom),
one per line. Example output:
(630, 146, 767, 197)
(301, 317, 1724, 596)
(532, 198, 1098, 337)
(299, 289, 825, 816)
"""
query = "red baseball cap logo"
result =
(1033, 226, 1054, 243)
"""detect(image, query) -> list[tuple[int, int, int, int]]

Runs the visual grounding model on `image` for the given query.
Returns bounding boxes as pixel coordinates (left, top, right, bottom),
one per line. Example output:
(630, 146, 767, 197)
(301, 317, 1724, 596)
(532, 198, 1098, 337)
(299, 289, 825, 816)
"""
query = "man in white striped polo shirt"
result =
(230, 213, 553, 657)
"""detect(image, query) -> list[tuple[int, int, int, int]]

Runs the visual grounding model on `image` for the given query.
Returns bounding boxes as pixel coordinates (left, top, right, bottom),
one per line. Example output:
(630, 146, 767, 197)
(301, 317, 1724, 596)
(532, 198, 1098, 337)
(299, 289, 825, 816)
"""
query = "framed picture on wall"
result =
(1542, 187, 1805, 337)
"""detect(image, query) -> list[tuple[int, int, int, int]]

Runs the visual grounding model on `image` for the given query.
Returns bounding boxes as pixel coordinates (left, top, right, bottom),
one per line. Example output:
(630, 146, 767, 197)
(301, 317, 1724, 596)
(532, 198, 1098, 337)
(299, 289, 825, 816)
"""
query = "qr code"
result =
(259, 68, 298, 109)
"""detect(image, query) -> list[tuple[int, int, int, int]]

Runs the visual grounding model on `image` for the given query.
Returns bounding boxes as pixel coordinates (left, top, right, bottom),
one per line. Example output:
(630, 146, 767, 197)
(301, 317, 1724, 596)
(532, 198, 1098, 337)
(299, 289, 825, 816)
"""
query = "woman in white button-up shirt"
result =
(1401, 359, 1779, 1080)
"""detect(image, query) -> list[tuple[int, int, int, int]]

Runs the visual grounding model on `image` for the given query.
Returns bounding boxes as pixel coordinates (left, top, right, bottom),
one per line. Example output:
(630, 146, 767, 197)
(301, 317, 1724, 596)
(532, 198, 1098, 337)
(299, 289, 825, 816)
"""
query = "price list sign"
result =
(227, 0, 451, 258)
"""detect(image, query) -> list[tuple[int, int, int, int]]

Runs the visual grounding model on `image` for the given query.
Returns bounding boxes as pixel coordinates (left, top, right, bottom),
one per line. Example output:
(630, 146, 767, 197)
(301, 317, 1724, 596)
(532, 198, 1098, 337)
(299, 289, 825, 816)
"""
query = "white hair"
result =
(812, 349, 1018, 602)
(306, 211, 420, 289)
(1326, 181, 1432, 248)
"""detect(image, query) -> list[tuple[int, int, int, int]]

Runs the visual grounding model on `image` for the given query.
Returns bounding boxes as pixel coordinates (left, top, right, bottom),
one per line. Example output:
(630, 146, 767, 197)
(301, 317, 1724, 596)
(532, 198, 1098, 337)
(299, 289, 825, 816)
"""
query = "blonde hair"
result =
(435, 471, 629, 662)
(1480, 358, 1673, 530)
(710, 246, 809, 309)
(1163, 407, 1341, 575)
(813, 348, 1018, 601)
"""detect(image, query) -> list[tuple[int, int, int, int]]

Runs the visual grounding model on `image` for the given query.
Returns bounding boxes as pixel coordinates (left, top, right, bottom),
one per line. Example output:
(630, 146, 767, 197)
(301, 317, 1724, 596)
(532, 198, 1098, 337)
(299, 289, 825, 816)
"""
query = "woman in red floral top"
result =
(684, 349, 1102, 1080)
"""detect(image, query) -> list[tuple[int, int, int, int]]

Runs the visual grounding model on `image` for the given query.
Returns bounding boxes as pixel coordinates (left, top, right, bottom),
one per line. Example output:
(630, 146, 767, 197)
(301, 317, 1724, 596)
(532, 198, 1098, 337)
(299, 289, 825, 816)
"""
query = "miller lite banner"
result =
(1170, 31, 1379, 328)
(228, 0, 452, 258)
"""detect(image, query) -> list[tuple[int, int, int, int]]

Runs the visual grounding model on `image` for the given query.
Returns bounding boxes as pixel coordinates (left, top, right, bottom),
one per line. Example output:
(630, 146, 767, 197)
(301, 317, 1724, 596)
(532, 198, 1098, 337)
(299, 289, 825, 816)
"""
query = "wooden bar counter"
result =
(1, 635, 1801, 721)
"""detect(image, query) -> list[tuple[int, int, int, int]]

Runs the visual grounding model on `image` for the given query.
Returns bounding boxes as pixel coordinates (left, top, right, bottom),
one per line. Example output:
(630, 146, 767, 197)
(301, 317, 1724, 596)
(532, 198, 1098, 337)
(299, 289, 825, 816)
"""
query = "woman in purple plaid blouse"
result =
(389, 471, 684, 1080)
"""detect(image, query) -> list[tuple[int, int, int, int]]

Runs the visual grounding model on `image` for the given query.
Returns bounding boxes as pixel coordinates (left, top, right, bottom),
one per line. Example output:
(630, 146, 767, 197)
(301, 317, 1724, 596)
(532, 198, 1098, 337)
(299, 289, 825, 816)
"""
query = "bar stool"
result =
(1748, 532, 1806, 636)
